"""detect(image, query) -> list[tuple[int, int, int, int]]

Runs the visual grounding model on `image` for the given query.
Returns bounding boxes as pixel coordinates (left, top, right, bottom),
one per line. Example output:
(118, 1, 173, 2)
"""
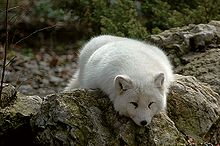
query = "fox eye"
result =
(148, 102, 155, 109)
(130, 102, 138, 109)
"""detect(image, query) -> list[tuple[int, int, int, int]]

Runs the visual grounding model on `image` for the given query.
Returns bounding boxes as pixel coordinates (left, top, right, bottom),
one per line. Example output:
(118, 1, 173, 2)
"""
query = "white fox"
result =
(65, 35, 174, 126)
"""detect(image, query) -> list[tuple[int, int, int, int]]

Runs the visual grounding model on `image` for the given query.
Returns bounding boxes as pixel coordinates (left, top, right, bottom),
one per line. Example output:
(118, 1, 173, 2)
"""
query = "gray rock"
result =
(167, 74, 220, 143)
(18, 84, 34, 95)
(30, 74, 219, 145)
(49, 75, 63, 84)
(149, 21, 220, 66)
(175, 49, 220, 94)
(147, 113, 187, 146)
(204, 117, 220, 145)
(0, 84, 42, 145)
(209, 20, 220, 44)
(1, 77, 219, 145)
(0, 83, 17, 108)
(31, 89, 187, 146)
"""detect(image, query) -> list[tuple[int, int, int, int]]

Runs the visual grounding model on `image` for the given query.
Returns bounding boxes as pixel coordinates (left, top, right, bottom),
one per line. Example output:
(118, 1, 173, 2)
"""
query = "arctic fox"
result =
(65, 35, 174, 126)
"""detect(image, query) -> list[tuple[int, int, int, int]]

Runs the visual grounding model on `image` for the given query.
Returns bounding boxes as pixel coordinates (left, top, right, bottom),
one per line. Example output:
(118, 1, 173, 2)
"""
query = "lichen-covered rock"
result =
(0, 84, 42, 145)
(31, 89, 187, 146)
(1, 76, 219, 145)
(167, 74, 220, 144)
(149, 21, 220, 66)
(209, 21, 220, 43)
(147, 113, 187, 146)
(0, 83, 17, 108)
(31, 89, 115, 146)
(175, 49, 220, 94)
(204, 117, 220, 145)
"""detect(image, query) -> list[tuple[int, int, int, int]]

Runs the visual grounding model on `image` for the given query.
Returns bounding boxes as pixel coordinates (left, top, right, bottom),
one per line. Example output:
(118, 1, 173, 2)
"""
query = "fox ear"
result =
(114, 75, 133, 95)
(154, 73, 165, 88)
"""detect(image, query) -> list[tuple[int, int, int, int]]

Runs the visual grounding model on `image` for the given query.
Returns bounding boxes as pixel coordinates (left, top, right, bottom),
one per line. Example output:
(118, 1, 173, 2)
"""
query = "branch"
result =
(14, 24, 57, 46)
(0, 0, 9, 101)
(0, 5, 20, 13)
(5, 56, 16, 67)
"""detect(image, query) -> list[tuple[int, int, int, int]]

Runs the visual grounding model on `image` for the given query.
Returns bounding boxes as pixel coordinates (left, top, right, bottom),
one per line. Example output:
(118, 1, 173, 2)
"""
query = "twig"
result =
(14, 24, 57, 46)
(0, 5, 20, 13)
(5, 56, 16, 67)
(0, 0, 9, 100)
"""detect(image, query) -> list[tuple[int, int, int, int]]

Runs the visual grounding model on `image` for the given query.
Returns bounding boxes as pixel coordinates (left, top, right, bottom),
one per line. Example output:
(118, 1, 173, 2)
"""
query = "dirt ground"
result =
(2, 48, 79, 97)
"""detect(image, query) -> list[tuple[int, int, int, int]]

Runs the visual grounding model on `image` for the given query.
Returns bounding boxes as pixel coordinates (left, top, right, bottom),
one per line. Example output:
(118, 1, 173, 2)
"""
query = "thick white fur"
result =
(65, 35, 174, 126)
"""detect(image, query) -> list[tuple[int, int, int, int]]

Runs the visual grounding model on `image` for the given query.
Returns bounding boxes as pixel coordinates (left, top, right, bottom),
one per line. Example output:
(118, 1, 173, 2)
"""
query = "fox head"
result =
(113, 73, 166, 126)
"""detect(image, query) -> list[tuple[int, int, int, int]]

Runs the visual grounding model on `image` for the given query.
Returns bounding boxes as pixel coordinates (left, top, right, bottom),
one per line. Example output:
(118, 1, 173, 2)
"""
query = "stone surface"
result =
(31, 89, 187, 146)
(149, 21, 220, 66)
(204, 117, 220, 145)
(175, 49, 220, 94)
(147, 113, 187, 146)
(167, 74, 220, 144)
(0, 83, 17, 108)
(1, 77, 219, 145)
(31, 74, 220, 145)
(0, 84, 42, 146)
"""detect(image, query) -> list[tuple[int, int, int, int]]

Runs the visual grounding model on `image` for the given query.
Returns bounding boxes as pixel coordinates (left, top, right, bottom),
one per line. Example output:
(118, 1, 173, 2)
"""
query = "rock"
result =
(10, 93, 42, 116)
(167, 74, 220, 144)
(0, 83, 17, 108)
(175, 49, 220, 94)
(18, 84, 34, 95)
(30, 74, 220, 145)
(31, 89, 187, 146)
(149, 21, 220, 66)
(49, 75, 64, 85)
(31, 89, 114, 146)
(147, 113, 187, 146)
(1, 78, 218, 145)
(204, 117, 220, 145)
(1, 78, 219, 145)
(209, 20, 220, 43)
(0, 84, 42, 146)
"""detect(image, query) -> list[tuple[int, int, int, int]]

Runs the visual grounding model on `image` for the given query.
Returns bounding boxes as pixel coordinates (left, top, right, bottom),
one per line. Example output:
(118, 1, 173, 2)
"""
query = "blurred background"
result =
(0, 0, 220, 52)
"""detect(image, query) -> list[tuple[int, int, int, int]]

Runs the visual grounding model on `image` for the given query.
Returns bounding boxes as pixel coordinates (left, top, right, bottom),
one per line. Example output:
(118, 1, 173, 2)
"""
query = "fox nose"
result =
(140, 120, 147, 126)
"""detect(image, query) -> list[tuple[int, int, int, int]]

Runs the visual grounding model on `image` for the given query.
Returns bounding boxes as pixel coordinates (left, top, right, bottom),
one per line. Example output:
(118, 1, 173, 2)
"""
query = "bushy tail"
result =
(64, 69, 80, 91)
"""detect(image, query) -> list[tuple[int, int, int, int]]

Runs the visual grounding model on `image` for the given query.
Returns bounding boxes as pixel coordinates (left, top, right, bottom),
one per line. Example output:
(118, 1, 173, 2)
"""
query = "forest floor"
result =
(1, 48, 79, 97)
